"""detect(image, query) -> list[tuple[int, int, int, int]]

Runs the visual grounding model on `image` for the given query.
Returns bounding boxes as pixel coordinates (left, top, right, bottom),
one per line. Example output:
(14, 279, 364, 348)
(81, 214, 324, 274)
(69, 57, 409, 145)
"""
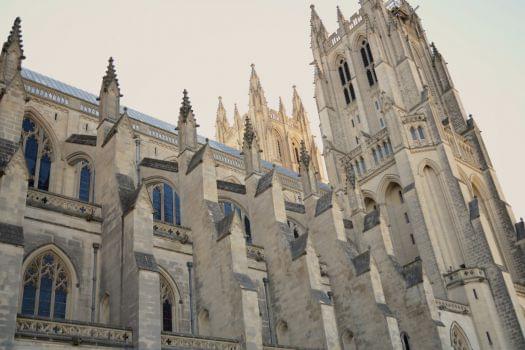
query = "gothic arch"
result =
(417, 158, 442, 177)
(158, 266, 182, 332)
(450, 322, 473, 350)
(221, 175, 242, 184)
(376, 174, 402, 204)
(65, 151, 95, 166)
(19, 244, 79, 320)
(143, 176, 178, 192)
(24, 106, 61, 161)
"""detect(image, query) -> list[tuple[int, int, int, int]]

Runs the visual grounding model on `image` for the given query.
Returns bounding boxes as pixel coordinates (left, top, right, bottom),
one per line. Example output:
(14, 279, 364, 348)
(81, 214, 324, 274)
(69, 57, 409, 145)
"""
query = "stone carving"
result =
(26, 188, 102, 221)
(161, 332, 240, 349)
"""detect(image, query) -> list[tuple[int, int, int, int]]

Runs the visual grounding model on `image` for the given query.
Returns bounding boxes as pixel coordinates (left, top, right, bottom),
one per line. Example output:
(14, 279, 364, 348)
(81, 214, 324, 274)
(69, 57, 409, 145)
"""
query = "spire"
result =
(299, 140, 311, 170)
(216, 96, 227, 123)
(98, 57, 121, 123)
(243, 116, 256, 149)
(102, 57, 120, 93)
(278, 96, 286, 118)
(179, 89, 194, 124)
(292, 85, 306, 119)
(177, 89, 198, 152)
(248, 63, 268, 111)
(310, 5, 328, 45)
(337, 6, 347, 26)
(242, 116, 262, 176)
(299, 139, 318, 198)
(0, 17, 25, 82)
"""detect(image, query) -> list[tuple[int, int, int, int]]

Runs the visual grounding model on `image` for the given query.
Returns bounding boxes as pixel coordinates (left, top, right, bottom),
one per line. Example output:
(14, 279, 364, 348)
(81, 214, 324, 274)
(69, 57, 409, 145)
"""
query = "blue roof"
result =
(21, 67, 330, 189)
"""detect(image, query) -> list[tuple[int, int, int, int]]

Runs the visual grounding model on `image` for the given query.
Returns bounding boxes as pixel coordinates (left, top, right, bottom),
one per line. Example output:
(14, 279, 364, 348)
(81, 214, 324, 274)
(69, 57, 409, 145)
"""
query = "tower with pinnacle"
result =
(215, 64, 324, 179)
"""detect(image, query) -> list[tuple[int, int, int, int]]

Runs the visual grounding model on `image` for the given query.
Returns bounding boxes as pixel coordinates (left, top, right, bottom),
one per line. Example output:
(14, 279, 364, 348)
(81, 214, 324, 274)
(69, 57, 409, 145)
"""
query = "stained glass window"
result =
(21, 251, 69, 319)
(21, 116, 54, 191)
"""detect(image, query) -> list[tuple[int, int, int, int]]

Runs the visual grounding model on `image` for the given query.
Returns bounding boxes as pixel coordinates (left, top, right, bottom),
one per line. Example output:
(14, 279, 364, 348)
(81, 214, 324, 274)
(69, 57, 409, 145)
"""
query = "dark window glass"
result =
(21, 284, 36, 315)
(79, 164, 91, 202)
(53, 289, 67, 319)
(343, 62, 351, 82)
(360, 47, 369, 67)
(366, 70, 375, 86)
(244, 216, 252, 244)
(349, 83, 356, 100)
(38, 154, 51, 191)
(153, 187, 162, 221)
(164, 184, 174, 224)
(22, 118, 35, 132)
(343, 88, 351, 104)
(223, 202, 233, 216)
(162, 300, 173, 332)
(338, 66, 346, 86)
(175, 193, 181, 226)
(37, 276, 53, 317)
(24, 136, 38, 178)
(417, 126, 425, 139)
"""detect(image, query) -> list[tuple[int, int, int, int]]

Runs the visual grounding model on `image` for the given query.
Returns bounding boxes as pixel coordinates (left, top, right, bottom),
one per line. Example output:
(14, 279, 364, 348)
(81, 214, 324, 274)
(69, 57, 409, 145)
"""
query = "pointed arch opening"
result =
(20, 114, 55, 191)
(219, 199, 252, 244)
(159, 268, 182, 332)
(147, 180, 182, 226)
(20, 246, 77, 320)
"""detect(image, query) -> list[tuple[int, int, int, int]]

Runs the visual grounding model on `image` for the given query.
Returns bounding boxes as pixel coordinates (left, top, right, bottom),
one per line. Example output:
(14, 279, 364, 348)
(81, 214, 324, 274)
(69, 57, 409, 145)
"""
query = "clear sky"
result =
(1, 0, 524, 218)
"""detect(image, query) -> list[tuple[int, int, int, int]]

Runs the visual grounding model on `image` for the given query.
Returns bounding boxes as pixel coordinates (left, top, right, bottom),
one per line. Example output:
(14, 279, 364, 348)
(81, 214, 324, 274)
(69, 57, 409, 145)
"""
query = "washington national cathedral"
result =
(2, 1, 525, 350)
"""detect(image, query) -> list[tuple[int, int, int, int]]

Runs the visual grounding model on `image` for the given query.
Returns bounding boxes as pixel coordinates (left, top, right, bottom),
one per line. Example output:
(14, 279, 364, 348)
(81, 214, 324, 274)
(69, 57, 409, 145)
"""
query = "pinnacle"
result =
(2, 17, 24, 57)
(243, 116, 256, 148)
(102, 56, 119, 90)
(179, 89, 193, 123)
(299, 140, 311, 169)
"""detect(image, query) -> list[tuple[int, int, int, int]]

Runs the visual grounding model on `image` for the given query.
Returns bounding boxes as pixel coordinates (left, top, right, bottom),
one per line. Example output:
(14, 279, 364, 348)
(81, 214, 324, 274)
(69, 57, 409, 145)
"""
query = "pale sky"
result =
(1, 0, 524, 218)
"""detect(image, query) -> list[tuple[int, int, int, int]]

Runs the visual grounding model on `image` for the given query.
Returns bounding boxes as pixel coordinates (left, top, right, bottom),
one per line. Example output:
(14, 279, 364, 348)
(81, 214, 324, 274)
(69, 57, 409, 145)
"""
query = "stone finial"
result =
(299, 140, 310, 169)
(341, 155, 356, 190)
(179, 89, 194, 123)
(0, 17, 25, 82)
(102, 57, 120, 92)
(243, 116, 256, 148)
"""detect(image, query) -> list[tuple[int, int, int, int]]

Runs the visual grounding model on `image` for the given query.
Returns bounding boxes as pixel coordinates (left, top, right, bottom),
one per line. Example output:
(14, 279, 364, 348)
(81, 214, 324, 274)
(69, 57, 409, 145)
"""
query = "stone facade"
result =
(1, 1, 525, 350)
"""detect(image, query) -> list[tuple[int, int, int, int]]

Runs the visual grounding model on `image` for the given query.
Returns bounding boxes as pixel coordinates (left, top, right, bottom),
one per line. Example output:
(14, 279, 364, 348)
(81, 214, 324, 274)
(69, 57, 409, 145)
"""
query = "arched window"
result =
(78, 160, 93, 202)
(360, 40, 378, 87)
(21, 250, 70, 319)
(219, 200, 252, 244)
(21, 116, 54, 191)
(338, 59, 356, 105)
(401, 332, 411, 350)
(292, 142, 300, 164)
(372, 149, 379, 165)
(150, 183, 182, 225)
(160, 274, 176, 332)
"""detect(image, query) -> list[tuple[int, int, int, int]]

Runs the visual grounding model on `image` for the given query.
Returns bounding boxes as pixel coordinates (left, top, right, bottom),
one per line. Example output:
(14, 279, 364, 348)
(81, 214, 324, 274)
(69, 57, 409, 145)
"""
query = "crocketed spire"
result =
(179, 89, 194, 123)
(102, 57, 120, 92)
(299, 140, 311, 169)
(2, 17, 24, 56)
(243, 116, 256, 149)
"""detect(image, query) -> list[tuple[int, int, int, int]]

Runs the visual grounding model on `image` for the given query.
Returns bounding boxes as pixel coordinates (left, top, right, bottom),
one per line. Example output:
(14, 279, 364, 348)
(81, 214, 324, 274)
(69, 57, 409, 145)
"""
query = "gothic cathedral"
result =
(1, 1, 525, 350)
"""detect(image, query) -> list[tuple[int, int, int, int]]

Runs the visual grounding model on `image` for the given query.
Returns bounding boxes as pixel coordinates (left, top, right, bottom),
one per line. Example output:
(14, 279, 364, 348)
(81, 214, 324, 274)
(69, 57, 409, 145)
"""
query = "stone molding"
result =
(15, 315, 132, 347)
(26, 188, 102, 221)
(161, 332, 240, 349)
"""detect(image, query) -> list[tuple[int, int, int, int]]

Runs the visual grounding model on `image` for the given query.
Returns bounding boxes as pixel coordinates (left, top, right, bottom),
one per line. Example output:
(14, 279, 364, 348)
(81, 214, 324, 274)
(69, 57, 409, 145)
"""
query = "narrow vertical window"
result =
(410, 127, 418, 140)
(361, 40, 377, 87)
(164, 184, 174, 224)
(152, 187, 162, 221)
(417, 126, 425, 140)
(78, 161, 91, 202)
(339, 59, 356, 104)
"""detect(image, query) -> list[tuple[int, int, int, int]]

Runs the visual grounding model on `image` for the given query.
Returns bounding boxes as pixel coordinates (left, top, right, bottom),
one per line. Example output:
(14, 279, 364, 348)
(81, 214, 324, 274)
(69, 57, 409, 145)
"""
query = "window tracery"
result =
(150, 183, 182, 225)
(21, 116, 54, 191)
(21, 250, 70, 319)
